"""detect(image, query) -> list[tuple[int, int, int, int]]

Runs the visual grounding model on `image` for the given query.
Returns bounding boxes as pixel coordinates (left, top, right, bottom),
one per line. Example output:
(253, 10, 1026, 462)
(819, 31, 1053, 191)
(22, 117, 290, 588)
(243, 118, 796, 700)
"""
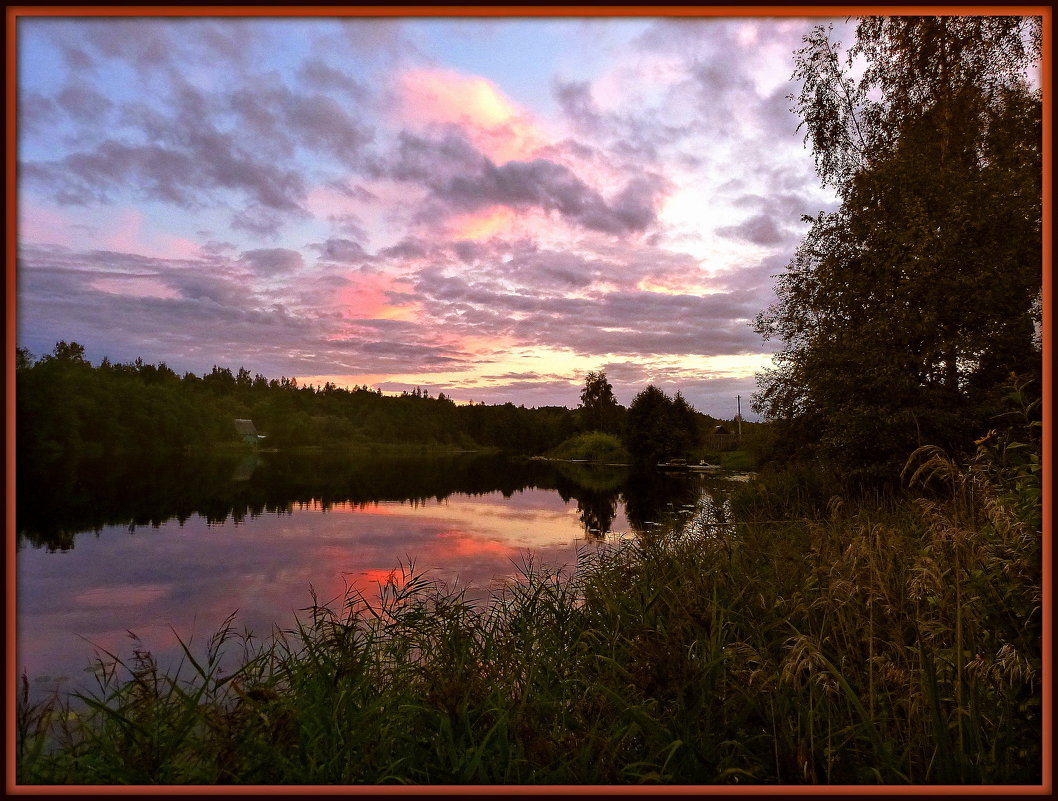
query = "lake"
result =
(16, 450, 729, 700)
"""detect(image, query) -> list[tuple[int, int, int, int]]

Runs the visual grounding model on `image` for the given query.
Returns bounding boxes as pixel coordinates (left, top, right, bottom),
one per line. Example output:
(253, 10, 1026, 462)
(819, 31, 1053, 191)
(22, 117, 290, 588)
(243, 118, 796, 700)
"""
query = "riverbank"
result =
(16, 448, 1041, 786)
(260, 441, 501, 456)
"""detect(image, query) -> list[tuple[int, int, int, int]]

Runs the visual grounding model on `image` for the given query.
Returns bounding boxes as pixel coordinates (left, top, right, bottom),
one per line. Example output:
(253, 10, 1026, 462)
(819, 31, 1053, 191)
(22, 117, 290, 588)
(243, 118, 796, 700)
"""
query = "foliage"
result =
(15, 341, 580, 458)
(754, 16, 1043, 484)
(548, 431, 630, 464)
(623, 385, 702, 465)
(18, 342, 743, 465)
(17, 342, 226, 455)
(577, 370, 625, 435)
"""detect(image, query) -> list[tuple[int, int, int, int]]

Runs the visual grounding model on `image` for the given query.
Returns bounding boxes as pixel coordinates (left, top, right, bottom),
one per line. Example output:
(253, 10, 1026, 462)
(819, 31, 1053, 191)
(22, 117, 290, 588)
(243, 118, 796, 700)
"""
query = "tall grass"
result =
(17, 444, 1042, 785)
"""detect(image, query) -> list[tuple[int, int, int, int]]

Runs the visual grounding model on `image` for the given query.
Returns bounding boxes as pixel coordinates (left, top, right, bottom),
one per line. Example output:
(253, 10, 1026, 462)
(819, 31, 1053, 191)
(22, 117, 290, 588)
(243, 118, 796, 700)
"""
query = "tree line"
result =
(15, 344, 745, 465)
(15, 342, 572, 456)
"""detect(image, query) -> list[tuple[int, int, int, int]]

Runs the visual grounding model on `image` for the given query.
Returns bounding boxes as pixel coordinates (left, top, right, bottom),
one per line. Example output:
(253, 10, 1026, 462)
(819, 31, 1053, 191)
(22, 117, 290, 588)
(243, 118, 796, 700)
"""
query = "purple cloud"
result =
(403, 261, 764, 359)
(239, 248, 304, 275)
(298, 58, 368, 100)
(55, 80, 113, 123)
(388, 132, 667, 235)
(716, 214, 790, 247)
(311, 238, 368, 264)
(25, 118, 308, 215)
(378, 238, 433, 261)
(553, 79, 603, 133)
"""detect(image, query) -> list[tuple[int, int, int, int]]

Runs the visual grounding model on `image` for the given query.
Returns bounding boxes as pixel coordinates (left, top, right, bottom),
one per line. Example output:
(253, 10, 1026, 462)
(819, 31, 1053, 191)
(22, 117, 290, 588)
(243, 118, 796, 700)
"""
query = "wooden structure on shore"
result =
(234, 419, 264, 445)
(707, 424, 738, 451)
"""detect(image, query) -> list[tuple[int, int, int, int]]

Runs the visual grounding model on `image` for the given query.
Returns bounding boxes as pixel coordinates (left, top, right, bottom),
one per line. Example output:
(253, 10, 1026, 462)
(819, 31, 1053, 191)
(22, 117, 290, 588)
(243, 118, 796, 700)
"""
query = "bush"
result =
(548, 431, 630, 463)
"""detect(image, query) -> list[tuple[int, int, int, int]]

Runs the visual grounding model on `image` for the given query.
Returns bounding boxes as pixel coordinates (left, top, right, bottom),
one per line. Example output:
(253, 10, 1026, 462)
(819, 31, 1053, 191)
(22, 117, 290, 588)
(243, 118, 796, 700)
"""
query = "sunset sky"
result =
(15, 12, 850, 418)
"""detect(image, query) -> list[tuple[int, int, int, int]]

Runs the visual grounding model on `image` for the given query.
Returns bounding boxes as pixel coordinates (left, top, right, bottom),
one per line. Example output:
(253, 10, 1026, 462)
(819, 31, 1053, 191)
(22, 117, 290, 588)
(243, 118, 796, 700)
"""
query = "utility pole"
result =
(736, 395, 742, 443)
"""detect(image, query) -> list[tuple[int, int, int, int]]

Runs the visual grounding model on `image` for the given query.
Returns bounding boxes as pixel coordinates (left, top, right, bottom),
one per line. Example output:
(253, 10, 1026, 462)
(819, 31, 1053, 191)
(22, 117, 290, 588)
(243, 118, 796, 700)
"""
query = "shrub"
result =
(548, 431, 630, 463)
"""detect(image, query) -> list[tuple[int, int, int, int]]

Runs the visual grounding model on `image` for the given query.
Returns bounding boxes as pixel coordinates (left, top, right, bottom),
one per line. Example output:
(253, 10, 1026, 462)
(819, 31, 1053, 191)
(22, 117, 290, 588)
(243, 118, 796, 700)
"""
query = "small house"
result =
(234, 418, 264, 444)
(708, 424, 738, 451)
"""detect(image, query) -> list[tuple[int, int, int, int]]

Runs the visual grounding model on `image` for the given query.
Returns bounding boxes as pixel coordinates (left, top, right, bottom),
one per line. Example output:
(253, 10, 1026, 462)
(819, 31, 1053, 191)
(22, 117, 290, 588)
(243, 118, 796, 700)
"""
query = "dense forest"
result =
(15, 342, 753, 464)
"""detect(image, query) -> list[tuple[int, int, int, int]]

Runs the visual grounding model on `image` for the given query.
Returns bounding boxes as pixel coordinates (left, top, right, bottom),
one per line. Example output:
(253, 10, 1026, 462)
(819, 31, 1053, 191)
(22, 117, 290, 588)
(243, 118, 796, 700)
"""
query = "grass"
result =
(718, 449, 756, 471)
(16, 445, 1042, 786)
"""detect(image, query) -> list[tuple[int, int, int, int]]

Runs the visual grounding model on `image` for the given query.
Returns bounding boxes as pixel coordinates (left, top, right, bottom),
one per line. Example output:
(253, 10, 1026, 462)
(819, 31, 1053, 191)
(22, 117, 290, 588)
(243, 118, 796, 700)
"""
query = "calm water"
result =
(16, 450, 721, 699)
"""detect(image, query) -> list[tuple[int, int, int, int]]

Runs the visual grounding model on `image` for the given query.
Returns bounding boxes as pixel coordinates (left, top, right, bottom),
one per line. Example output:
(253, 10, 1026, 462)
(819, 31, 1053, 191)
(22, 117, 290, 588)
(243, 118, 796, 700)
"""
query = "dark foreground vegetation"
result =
(16, 413, 1041, 784)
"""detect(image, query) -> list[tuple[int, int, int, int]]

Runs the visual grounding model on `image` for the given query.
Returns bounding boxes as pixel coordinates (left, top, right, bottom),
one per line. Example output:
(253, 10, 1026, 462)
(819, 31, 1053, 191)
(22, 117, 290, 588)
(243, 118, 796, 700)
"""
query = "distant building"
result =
(234, 419, 264, 444)
(708, 424, 737, 451)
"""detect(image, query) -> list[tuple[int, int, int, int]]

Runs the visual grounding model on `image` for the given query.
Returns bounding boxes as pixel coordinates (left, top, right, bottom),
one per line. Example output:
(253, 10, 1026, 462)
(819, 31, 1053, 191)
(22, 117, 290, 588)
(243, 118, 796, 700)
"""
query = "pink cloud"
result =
(336, 272, 418, 321)
(306, 178, 432, 248)
(22, 204, 203, 261)
(446, 205, 519, 241)
(90, 276, 182, 300)
(102, 208, 202, 261)
(395, 67, 546, 163)
(305, 183, 360, 219)
(19, 202, 79, 248)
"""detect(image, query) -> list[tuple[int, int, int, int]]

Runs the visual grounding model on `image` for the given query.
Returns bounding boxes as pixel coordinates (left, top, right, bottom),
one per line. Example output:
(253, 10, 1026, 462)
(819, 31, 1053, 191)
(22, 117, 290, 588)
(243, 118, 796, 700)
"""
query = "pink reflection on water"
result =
(17, 489, 622, 696)
(72, 583, 171, 608)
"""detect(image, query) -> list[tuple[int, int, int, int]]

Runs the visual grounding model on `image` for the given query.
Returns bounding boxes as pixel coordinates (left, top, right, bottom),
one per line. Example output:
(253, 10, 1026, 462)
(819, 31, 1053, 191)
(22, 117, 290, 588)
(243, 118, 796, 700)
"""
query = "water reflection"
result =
(17, 451, 712, 550)
(231, 452, 258, 482)
(622, 466, 705, 533)
(16, 450, 727, 698)
(551, 461, 625, 538)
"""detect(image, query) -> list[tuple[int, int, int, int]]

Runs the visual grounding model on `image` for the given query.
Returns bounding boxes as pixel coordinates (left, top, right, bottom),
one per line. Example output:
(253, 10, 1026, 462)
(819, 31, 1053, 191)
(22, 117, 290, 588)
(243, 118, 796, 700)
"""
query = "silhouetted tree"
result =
(15, 342, 621, 457)
(578, 370, 624, 434)
(48, 340, 87, 363)
(16, 347, 35, 371)
(624, 385, 698, 465)
(672, 391, 702, 453)
(755, 16, 1042, 482)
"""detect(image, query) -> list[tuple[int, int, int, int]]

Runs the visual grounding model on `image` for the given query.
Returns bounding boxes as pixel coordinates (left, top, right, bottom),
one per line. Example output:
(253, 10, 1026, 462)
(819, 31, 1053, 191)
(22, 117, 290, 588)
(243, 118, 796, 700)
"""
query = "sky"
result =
(15, 12, 851, 418)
